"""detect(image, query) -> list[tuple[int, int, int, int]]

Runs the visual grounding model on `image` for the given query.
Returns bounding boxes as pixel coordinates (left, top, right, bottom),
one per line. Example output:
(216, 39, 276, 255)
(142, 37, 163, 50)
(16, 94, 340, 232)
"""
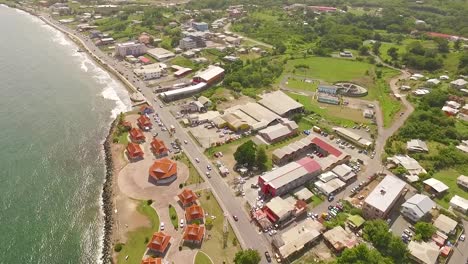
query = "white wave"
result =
(0, 4, 9, 8)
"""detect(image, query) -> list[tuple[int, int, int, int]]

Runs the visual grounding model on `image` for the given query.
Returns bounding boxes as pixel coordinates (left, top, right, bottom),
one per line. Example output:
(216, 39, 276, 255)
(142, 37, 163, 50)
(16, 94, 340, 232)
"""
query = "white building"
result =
(407, 139, 429, 152)
(426, 79, 441, 86)
(134, 63, 167, 80)
(332, 164, 356, 182)
(388, 155, 427, 178)
(449, 195, 468, 214)
(363, 175, 406, 219)
(116, 42, 146, 57)
(401, 194, 435, 222)
(457, 175, 468, 189)
(450, 79, 468, 89)
(433, 214, 458, 235)
(408, 241, 440, 264)
(423, 178, 449, 195)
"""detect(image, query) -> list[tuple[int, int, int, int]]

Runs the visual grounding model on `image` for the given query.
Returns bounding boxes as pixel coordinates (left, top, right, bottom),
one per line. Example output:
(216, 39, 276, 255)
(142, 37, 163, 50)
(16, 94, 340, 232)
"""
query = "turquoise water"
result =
(0, 6, 131, 263)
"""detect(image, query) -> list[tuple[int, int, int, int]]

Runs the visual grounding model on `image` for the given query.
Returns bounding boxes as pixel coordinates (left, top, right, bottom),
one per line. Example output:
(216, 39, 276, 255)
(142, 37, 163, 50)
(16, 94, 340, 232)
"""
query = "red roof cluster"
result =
(185, 204, 204, 222)
(126, 142, 144, 160)
(147, 232, 171, 253)
(311, 137, 342, 157)
(178, 189, 198, 207)
(183, 224, 205, 243)
(141, 258, 163, 264)
(129, 127, 145, 142)
(149, 158, 177, 180)
(137, 115, 152, 128)
(151, 138, 169, 156)
(427, 32, 458, 39)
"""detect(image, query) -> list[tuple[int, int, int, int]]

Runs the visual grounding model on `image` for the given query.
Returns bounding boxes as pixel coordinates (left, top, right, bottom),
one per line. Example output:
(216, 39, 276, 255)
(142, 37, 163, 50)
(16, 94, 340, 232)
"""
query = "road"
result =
(38, 13, 272, 263)
(450, 220, 468, 264)
(223, 22, 273, 49)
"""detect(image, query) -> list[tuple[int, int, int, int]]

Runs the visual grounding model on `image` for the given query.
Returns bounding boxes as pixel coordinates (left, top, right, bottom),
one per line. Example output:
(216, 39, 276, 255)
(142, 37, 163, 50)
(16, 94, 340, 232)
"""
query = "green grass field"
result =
(284, 57, 372, 83)
(285, 78, 319, 92)
(179, 153, 205, 186)
(195, 251, 214, 264)
(433, 169, 468, 209)
(117, 201, 159, 264)
(169, 205, 178, 228)
(196, 190, 241, 264)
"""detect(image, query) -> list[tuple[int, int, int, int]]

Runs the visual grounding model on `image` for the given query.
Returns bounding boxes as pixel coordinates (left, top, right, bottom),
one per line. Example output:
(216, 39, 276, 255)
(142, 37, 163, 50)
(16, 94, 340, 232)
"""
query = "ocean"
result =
(0, 5, 131, 264)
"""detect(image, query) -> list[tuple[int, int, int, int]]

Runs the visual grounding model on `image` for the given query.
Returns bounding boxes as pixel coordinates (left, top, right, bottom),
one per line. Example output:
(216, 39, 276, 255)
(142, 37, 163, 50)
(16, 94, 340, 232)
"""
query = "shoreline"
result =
(5, 4, 134, 264)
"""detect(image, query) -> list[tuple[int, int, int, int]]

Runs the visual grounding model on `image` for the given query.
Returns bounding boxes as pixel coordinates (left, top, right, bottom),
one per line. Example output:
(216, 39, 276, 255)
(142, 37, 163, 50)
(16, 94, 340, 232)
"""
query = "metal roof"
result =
(258, 91, 303, 116)
(364, 175, 406, 213)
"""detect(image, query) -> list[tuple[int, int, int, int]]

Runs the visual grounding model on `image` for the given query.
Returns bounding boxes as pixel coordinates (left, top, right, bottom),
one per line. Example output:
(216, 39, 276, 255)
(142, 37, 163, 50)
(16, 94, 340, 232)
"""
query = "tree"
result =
(454, 39, 461, 51)
(387, 47, 399, 61)
(363, 220, 409, 263)
(234, 249, 261, 264)
(337, 244, 393, 264)
(255, 146, 268, 172)
(274, 42, 287, 55)
(234, 140, 256, 167)
(414, 222, 436, 241)
(359, 45, 369, 56)
(372, 41, 382, 55)
(436, 38, 449, 53)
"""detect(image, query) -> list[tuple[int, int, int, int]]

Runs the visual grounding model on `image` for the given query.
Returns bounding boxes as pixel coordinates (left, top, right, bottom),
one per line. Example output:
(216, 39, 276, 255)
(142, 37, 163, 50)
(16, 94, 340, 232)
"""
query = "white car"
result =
(207, 165, 212, 170)
(460, 234, 465, 241)
(180, 219, 185, 228)
(160, 222, 165, 231)
(206, 171, 211, 178)
(195, 158, 200, 163)
(184, 140, 188, 144)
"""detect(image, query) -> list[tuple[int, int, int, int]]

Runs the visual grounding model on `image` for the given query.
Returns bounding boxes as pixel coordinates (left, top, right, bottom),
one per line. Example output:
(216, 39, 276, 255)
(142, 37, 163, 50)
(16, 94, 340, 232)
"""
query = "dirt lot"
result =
(293, 241, 334, 263)
(216, 95, 255, 111)
(347, 177, 382, 208)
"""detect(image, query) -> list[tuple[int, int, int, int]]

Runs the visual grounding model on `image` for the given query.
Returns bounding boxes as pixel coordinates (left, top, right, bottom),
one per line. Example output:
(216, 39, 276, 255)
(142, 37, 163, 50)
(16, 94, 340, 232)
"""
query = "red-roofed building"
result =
(149, 158, 177, 184)
(440, 245, 452, 257)
(308, 6, 337, 13)
(137, 115, 152, 130)
(258, 157, 322, 197)
(139, 56, 151, 64)
(129, 127, 146, 143)
(427, 32, 460, 40)
(183, 224, 205, 245)
(311, 137, 342, 157)
(126, 142, 144, 161)
(141, 257, 163, 264)
(140, 105, 155, 115)
(185, 204, 204, 223)
(151, 138, 169, 158)
(147, 232, 171, 255)
(121, 121, 132, 130)
(178, 189, 198, 207)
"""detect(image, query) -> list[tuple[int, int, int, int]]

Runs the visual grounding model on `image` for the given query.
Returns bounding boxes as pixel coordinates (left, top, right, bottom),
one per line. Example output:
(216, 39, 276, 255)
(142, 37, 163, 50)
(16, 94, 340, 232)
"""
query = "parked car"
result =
(233, 215, 239, 221)
(460, 234, 465, 241)
(160, 222, 165, 231)
(328, 195, 335, 202)
(264, 252, 272, 263)
(195, 158, 200, 163)
(205, 171, 211, 178)
(180, 219, 184, 228)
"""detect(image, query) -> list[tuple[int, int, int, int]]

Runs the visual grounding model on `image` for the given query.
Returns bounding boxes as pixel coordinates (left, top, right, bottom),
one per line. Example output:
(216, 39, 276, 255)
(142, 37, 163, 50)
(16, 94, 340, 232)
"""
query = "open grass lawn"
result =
(179, 153, 205, 186)
(117, 201, 159, 264)
(433, 169, 468, 209)
(195, 251, 214, 264)
(170, 56, 197, 69)
(169, 205, 178, 228)
(285, 77, 319, 92)
(284, 57, 372, 83)
(311, 195, 324, 208)
(205, 136, 252, 158)
(196, 190, 241, 264)
(117, 131, 129, 145)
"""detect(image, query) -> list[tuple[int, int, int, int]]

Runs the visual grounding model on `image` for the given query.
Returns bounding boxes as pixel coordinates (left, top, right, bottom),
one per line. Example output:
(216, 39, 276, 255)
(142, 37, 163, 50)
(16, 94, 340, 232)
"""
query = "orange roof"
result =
(127, 143, 144, 159)
(185, 204, 204, 222)
(178, 189, 198, 206)
(149, 158, 177, 180)
(130, 127, 145, 141)
(151, 138, 169, 155)
(138, 115, 152, 128)
(147, 232, 171, 253)
(183, 224, 205, 242)
(141, 257, 162, 264)
(121, 121, 132, 128)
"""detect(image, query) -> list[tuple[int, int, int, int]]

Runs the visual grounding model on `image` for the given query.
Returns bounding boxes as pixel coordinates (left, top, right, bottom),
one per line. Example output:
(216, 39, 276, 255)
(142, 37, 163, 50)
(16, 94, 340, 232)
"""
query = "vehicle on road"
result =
(460, 234, 465, 241)
(264, 251, 272, 263)
(328, 195, 335, 202)
(233, 215, 238, 221)
(205, 171, 211, 178)
(195, 158, 200, 163)
(160, 222, 165, 231)
(184, 140, 188, 144)
(207, 165, 212, 170)
(180, 219, 184, 228)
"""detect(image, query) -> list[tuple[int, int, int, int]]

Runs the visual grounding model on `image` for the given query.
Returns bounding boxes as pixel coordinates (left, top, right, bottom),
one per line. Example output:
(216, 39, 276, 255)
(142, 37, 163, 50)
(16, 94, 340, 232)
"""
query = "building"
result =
(129, 127, 145, 143)
(147, 232, 171, 256)
(141, 257, 164, 264)
(426, 79, 441, 86)
(347, 215, 365, 230)
(450, 79, 468, 89)
(258, 120, 298, 143)
(423, 178, 449, 196)
(185, 204, 204, 223)
(446, 100, 461, 109)
(363, 175, 406, 219)
(179, 37, 197, 50)
(138, 32, 151, 45)
(332, 164, 356, 182)
(192, 65, 225, 85)
(318, 85, 340, 94)
(318, 171, 338, 183)
(407, 241, 440, 264)
(148, 158, 177, 184)
(126, 142, 144, 161)
(223, 102, 281, 131)
(308, 6, 338, 13)
(442, 105, 459, 116)
(140, 105, 155, 115)
(272, 220, 324, 259)
(433, 214, 458, 235)
(363, 109, 374, 119)
(178, 189, 198, 207)
(198, 96, 212, 107)
(147, 48, 175, 61)
(183, 224, 205, 245)
(314, 178, 346, 196)
(49, 3, 71, 15)
(96, 38, 115, 46)
(293, 187, 314, 202)
(150, 138, 168, 158)
(192, 22, 209, 31)
(272, 136, 315, 165)
(159, 82, 208, 102)
(317, 93, 340, 105)
(225, 36, 241, 45)
(456, 140, 468, 153)
(259, 157, 322, 197)
(134, 63, 166, 80)
(457, 175, 468, 189)
(449, 195, 468, 214)
(407, 139, 429, 152)
(388, 155, 427, 178)
(258, 91, 304, 117)
(116, 42, 146, 57)
(263, 197, 295, 225)
(137, 115, 152, 130)
(323, 226, 359, 252)
(333, 127, 372, 148)
(401, 194, 435, 222)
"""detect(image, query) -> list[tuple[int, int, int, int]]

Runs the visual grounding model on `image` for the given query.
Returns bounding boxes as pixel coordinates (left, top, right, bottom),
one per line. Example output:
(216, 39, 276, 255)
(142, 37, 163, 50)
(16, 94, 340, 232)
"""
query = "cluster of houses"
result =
(403, 74, 468, 97)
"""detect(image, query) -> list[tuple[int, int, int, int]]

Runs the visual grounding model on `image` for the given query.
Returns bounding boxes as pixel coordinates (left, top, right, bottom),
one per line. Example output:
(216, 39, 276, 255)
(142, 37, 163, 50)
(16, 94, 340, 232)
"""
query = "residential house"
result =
(137, 115, 152, 130)
(400, 194, 435, 222)
(456, 140, 468, 153)
(450, 79, 468, 89)
(323, 226, 359, 252)
(147, 232, 171, 256)
(185, 204, 204, 223)
(457, 175, 468, 189)
(126, 142, 144, 161)
(433, 214, 458, 235)
(129, 127, 145, 143)
(449, 195, 468, 214)
(148, 158, 177, 185)
(183, 224, 205, 245)
(407, 139, 429, 152)
(407, 241, 440, 264)
(150, 138, 168, 158)
(426, 79, 440, 86)
(423, 178, 449, 196)
(178, 189, 198, 208)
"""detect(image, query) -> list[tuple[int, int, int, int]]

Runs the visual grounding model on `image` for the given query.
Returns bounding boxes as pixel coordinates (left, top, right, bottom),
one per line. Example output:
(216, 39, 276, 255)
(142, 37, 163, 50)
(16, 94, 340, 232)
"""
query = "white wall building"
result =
(116, 42, 146, 57)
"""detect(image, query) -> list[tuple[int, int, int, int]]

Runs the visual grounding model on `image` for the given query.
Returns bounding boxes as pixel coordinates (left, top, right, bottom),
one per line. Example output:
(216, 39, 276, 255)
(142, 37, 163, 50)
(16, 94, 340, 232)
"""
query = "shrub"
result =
(114, 243, 123, 252)
(147, 199, 153, 205)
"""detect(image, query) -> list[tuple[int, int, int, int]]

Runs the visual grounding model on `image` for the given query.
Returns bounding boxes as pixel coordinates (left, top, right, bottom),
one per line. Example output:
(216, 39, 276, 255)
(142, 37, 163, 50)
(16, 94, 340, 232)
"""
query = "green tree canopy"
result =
(234, 140, 256, 167)
(234, 249, 261, 264)
(255, 146, 268, 172)
(363, 220, 409, 263)
(337, 244, 393, 264)
(414, 222, 436, 241)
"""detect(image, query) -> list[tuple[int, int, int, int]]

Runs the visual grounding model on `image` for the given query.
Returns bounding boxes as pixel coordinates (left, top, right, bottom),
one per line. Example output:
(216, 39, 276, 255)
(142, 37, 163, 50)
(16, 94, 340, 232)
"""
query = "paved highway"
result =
(39, 14, 272, 263)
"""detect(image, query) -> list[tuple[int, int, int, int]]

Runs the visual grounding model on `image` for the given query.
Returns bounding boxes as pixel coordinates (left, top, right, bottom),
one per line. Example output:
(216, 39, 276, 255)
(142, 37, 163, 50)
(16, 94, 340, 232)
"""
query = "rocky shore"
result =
(101, 118, 118, 264)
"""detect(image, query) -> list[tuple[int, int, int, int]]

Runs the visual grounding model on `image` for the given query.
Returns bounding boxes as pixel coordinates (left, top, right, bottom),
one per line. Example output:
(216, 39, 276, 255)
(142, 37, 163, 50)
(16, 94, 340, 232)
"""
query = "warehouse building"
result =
(192, 65, 225, 85)
(159, 82, 207, 102)
(258, 157, 322, 197)
(258, 91, 304, 116)
(258, 119, 298, 143)
(333, 127, 373, 148)
(146, 48, 175, 61)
